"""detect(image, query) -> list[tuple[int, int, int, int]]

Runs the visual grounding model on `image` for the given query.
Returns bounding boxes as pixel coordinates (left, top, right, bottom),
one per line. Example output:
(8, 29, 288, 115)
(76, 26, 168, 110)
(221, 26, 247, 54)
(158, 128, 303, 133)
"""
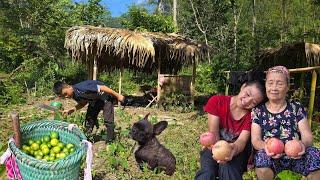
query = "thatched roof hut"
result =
(256, 42, 320, 69)
(64, 25, 209, 105)
(64, 25, 208, 75)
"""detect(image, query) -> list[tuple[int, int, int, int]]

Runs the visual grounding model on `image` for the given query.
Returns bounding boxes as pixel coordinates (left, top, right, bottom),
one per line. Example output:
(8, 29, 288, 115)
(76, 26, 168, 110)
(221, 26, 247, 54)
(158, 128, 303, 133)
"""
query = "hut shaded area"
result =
(255, 42, 320, 69)
(64, 25, 208, 75)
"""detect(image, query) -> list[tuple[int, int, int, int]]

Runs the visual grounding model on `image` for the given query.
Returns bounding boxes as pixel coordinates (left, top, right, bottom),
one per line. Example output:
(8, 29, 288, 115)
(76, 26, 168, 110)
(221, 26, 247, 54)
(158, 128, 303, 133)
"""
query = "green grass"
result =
(0, 101, 319, 179)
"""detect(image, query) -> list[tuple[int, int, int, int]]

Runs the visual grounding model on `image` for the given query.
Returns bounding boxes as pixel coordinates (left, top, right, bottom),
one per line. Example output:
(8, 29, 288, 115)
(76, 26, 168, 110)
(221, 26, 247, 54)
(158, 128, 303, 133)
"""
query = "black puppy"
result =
(130, 114, 176, 176)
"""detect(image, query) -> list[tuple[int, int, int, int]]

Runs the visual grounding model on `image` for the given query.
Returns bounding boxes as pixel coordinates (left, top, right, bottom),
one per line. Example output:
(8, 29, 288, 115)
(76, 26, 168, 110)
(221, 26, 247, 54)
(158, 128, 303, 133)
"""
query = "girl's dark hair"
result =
(244, 69, 267, 103)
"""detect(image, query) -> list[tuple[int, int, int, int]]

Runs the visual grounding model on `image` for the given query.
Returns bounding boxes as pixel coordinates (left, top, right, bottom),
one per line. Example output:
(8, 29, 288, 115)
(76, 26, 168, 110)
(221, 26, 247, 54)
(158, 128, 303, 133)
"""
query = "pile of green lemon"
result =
(21, 132, 75, 162)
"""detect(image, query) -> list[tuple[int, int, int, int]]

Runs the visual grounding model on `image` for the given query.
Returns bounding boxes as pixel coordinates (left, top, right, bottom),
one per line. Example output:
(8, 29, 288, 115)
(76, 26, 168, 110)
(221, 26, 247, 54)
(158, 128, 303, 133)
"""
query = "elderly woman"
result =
(251, 66, 320, 180)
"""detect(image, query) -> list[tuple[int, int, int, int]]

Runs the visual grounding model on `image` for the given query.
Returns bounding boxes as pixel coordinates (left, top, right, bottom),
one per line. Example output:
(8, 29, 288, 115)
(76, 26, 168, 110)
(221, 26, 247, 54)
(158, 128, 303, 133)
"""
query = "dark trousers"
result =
(195, 142, 252, 180)
(85, 99, 114, 131)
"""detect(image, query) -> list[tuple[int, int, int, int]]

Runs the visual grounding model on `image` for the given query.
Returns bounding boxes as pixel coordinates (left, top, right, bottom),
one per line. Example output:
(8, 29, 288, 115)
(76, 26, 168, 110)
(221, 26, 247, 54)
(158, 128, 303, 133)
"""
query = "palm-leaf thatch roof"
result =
(64, 25, 208, 74)
(255, 42, 320, 70)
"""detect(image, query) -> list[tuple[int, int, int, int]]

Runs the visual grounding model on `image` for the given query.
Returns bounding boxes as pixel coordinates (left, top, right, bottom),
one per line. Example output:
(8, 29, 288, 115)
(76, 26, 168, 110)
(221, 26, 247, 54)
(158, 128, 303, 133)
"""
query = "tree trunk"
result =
(312, 1, 316, 43)
(173, 0, 177, 27)
(252, 0, 259, 58)
(233, 2, 237, 64)
(157, 0, 164, 14)
(189, 0, 210, 63)
(281, 0, 286, 43)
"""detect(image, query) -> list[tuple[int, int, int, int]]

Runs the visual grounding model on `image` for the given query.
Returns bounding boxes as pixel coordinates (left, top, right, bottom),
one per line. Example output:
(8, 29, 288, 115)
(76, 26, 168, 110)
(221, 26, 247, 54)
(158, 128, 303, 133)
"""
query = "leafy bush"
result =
(121, 5, 177, 33)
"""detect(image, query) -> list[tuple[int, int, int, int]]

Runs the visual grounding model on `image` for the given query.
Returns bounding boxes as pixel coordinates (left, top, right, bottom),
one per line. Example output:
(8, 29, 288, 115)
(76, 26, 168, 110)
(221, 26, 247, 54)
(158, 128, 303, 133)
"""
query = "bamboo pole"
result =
(308, 70, 317, 126)
(191, 58, 196, 106)
(157, 58, 161, 106)
(118, 64, 123, 107)
(93, 58, 97, 80)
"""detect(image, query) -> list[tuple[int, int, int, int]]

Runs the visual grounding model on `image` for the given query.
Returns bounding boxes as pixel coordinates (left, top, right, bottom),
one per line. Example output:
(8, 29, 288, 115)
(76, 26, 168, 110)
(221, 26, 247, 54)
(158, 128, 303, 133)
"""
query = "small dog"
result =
(130, 114, 176, 176)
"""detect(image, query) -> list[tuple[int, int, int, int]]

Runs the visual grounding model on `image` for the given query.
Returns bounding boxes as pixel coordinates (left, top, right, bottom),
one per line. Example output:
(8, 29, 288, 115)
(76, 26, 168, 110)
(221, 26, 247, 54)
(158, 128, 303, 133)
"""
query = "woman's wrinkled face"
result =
(237, 84, 264, 110)
(265, 72, 289, 101)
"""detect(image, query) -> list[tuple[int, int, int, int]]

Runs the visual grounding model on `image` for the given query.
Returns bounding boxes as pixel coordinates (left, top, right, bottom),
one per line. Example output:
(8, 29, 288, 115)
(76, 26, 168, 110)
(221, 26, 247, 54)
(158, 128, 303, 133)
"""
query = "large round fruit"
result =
(266, 138, 284, 155)
(212, 140, 232, 161)
(285, 139, 302, 157)
(199, 132, 217, 147)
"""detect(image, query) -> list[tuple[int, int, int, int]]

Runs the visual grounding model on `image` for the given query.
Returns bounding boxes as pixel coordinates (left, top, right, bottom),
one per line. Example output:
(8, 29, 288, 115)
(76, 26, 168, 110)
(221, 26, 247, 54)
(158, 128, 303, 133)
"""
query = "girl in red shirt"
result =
(195, 79, 266, 180)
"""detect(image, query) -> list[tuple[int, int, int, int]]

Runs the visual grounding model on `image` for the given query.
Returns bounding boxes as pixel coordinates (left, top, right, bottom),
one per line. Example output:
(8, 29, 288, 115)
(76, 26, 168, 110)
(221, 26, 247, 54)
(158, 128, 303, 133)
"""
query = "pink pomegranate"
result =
(199, 132, 217, 147)
(285, 139, 302, 157)
(212, 140, 232, 161)
(266, 138, 284, 155)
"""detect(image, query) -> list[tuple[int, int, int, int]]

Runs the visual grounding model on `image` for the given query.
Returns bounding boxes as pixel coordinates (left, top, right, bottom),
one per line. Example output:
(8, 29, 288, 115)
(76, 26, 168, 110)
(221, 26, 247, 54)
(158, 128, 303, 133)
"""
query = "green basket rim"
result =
(9, 120, 87, 171)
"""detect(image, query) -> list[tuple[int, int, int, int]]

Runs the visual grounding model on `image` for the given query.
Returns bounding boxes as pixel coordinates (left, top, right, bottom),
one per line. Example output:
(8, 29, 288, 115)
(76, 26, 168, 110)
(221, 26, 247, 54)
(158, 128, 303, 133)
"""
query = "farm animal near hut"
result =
(130, 114, 176, 176)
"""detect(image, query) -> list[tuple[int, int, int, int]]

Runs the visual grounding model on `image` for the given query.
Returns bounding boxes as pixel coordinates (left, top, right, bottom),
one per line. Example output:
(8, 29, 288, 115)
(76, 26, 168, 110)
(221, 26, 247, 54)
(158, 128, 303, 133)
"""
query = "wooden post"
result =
(11, 111, 21, 148)
(87, 59, 93, 80)
(118, 64, 123, 106)
(299, 73, 305, 100)
(93, 58, 97, 80)
(157, 58, 161, 106)
(191, 58, 196, 106)
(225, 72, 230, 95)
(308, 70, 317, 126)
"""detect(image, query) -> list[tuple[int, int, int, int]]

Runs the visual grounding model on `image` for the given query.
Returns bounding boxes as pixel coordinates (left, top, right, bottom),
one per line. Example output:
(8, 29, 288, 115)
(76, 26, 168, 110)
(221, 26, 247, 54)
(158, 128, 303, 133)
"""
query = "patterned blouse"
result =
(251, 101, 307, 143)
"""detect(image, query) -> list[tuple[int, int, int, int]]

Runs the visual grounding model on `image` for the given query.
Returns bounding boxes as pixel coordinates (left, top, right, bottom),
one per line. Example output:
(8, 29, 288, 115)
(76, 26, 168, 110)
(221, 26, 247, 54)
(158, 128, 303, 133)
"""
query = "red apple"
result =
(212, 140, 232, 161)
(285, 139, 302, 157)
(266, 138, 284, 155)
(199, 132, 216, 147)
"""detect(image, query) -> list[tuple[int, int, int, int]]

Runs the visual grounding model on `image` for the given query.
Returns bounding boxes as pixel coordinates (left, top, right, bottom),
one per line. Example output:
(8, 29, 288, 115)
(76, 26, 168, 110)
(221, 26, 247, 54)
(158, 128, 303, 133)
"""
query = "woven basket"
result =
(8, 120, 87, 180)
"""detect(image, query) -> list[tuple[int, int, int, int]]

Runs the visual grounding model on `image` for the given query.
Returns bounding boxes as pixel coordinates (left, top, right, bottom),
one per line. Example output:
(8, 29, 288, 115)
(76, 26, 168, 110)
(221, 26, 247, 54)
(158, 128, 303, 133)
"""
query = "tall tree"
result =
(173, 0, 177, 27)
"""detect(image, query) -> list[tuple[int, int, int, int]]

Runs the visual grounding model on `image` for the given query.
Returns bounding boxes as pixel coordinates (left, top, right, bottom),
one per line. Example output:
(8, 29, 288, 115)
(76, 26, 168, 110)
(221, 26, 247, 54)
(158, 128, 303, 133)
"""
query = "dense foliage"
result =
(1, 0, 320, 179)
(1, 0, 320, 104)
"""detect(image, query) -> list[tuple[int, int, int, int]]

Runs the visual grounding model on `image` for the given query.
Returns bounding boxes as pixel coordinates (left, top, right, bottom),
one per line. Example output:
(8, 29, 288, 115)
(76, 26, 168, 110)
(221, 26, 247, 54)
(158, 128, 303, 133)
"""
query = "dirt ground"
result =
(0, 96, 208, 180)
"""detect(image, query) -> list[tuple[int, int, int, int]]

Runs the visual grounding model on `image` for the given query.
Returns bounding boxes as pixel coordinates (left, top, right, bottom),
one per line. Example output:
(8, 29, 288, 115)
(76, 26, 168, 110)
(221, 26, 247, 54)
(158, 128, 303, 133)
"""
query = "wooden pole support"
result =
(308, 70, 317, 127)
(11, 111, 21, 148)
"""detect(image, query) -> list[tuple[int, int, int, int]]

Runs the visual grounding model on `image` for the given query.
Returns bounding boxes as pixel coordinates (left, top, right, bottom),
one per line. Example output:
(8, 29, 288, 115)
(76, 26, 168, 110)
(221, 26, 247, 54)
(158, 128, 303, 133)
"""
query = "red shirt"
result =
(204, 95, 251, 142)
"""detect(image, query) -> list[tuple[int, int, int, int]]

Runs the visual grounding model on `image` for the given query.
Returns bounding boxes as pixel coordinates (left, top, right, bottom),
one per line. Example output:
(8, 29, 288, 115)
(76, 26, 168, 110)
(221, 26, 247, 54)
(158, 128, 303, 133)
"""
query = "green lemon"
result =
(36, 140, 41, 145)
(40, 143, 48, 150)
(44, 155, 50, 161)
(28, 139, 34, 146)
(62, 148, 69, 154)
(69, 148, 75, 153)
(66, 143, 74, 149)
(42, 147, 50, 155)
(43, 136, 50, 142)
(31, 143, 40, 151)
(35, 155, 42, 160)
(58, 152, 67, 159)
(49, 152, 56, 158)
(49, 156, 55, 161)
(52, 146, 61, 154)
(50, 138, 59, 147)
(22, 145, 30, 152)
(57, 142, 65, 149)
(50, 132, 59, 139)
